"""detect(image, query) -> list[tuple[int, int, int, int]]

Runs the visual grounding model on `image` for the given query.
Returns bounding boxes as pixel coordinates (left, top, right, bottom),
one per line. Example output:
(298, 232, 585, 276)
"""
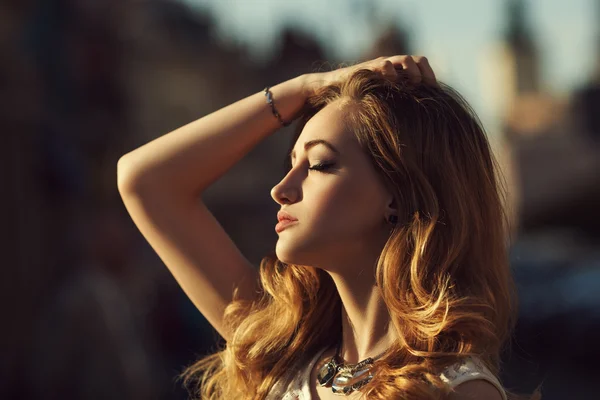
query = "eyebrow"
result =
(290, 139, 341, 162)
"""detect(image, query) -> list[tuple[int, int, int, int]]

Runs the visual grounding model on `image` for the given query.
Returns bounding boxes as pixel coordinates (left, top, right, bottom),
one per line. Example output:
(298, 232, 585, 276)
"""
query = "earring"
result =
(388, 215, 398, 224)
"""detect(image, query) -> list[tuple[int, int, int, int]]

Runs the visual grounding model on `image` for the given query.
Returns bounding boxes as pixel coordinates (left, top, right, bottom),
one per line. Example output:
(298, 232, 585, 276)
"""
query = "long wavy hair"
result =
(179, 68, 537, 399)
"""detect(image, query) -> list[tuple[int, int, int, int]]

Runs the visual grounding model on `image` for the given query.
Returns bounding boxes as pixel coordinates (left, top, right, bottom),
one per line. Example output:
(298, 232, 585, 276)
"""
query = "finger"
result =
(355, 56, 391, 72)
(350, 56, 396, 81)
(380, 59, 399, 81)
(413, 56, 438, 87)
(387, 55, 421, 84)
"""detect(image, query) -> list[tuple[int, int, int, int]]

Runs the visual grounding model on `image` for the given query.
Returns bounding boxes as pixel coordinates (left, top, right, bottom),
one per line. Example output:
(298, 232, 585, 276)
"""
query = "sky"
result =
(184, 0, 598, 138)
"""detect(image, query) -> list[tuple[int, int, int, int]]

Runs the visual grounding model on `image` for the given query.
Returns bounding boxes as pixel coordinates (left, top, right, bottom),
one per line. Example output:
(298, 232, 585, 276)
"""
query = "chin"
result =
(274, 241, 299, 265)
(275, 240, 312, 266)
(276, 243, 333, 272)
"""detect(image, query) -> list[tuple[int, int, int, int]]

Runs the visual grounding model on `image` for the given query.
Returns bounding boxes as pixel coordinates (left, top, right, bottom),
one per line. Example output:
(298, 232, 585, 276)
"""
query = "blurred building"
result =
(481, 1, 600, 396)
(362, 22, 411, 60)
(482, 0, 600, 235)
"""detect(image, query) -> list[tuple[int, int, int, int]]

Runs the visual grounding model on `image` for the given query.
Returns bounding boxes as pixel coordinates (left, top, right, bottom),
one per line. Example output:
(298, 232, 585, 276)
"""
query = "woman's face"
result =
(270, 101, 395, 272)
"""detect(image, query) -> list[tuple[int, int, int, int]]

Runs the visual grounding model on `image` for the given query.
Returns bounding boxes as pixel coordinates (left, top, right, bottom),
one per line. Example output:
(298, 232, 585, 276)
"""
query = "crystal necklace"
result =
(316, 341, 388, 396)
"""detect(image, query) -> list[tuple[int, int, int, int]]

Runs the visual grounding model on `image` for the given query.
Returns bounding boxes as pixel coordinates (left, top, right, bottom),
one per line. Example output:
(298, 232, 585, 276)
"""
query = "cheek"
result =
(308, 178, 376, 234)
(309, 181, 351, 218)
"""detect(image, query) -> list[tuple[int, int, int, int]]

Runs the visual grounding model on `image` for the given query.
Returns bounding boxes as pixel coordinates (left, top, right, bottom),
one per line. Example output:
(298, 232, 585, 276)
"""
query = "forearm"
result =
(117, 74, 311, 197)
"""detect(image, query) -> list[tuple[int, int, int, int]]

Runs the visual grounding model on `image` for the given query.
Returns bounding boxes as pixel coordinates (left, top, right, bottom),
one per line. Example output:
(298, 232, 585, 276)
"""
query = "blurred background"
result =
(2, 0, 599, 399)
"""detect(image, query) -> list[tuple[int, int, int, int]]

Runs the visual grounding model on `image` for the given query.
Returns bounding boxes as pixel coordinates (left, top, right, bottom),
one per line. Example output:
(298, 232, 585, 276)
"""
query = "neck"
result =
(334, 276, 396, 364)
(324, 240, 398, 364)
(310, 224, 397, 364)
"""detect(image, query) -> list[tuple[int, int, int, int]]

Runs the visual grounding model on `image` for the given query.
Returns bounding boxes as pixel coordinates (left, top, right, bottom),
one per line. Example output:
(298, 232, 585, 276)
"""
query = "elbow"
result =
(117, 155, 142, 194)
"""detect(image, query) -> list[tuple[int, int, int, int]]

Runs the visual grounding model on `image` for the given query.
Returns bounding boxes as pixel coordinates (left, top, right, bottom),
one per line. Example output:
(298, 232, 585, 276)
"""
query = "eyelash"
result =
(308, 162, 335, 173)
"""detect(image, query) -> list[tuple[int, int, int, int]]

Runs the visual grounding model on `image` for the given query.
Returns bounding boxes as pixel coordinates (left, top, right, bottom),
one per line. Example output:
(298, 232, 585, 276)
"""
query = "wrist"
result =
(298, 73, 321, 99)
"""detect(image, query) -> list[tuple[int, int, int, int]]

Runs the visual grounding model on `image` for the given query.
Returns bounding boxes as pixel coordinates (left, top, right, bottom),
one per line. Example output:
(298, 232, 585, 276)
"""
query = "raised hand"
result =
(303, 55, 439, 96)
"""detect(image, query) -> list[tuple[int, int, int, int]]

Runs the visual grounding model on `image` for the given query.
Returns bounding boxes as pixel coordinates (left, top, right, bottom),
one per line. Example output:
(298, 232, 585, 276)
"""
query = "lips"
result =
(275, 219, 297, 233)
(277, 210, 298, 223)
(276, 210, 298, 234)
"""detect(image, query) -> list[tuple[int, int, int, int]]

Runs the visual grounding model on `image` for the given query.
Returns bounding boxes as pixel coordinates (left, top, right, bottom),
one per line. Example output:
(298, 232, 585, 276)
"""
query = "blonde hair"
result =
(179, 69, 539, 399)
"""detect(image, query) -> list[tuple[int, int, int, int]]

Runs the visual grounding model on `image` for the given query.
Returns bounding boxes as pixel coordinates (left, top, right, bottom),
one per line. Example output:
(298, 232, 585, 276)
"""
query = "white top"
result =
(266, 347, 507, 400)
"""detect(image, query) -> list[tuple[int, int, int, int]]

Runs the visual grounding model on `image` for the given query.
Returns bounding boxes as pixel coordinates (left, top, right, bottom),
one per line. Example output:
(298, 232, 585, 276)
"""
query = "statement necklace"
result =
(316, 341, 388, 396)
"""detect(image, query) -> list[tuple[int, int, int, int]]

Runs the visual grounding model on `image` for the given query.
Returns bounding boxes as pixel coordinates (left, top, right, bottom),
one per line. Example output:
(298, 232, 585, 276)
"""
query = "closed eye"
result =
(308, 162, 335, 173)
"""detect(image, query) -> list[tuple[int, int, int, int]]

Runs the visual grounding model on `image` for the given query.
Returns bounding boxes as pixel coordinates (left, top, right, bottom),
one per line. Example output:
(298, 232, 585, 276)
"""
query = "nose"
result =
(270, 178, 300, 205)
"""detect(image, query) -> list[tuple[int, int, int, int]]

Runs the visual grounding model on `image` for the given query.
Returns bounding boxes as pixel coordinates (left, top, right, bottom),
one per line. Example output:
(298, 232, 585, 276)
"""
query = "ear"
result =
(384, 192, 398, 222)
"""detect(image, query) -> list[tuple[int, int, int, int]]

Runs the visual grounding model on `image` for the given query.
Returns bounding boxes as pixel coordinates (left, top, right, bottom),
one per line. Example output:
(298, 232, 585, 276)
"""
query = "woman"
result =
(117, 55, 536, 399)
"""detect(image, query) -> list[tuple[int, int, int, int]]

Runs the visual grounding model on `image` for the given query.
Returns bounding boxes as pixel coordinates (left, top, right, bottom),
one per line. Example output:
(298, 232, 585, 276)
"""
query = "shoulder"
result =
(439, 356, 507, 400)
(448, 379, 504, 400)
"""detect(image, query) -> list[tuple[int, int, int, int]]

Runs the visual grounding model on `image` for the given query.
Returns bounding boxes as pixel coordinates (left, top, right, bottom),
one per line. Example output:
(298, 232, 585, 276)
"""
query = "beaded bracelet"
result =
(264, 86, 291, 127)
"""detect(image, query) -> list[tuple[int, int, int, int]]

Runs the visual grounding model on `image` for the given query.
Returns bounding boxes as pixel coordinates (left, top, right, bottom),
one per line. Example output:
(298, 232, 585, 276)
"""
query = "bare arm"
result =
(117, 75, 311, 196)
(117, 74, 312, 341)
